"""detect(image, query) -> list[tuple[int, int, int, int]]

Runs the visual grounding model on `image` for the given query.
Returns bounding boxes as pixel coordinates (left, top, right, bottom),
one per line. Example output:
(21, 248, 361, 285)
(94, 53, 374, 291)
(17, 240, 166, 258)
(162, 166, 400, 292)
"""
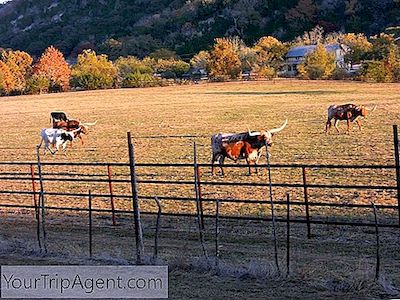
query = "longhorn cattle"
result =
(50, 111, 68, 124)
(53, 119, 97, 144)
(325, 104, 376, 134)
(211, 119, 288, 176)
(37, 128, 79, 155)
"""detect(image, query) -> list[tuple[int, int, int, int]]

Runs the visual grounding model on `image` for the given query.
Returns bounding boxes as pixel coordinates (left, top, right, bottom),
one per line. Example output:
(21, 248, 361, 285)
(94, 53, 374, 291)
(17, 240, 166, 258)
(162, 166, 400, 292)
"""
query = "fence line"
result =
(0, 161, 399, 228)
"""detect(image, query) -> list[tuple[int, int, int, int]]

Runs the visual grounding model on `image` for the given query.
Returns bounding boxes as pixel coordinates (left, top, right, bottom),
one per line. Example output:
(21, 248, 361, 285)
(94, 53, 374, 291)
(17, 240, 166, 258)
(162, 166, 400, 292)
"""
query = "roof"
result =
(286, 44, 342, 58)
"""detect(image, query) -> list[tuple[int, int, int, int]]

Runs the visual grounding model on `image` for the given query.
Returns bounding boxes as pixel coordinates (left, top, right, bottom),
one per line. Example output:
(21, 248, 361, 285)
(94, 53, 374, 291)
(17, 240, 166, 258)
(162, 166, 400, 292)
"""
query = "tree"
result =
(1, 50, 33, 94)
(153, 59, 190, 78)
(114, 56, 156, 88)
(341, 33, 372, 66)
(34, 46, 71, 92)
(253, 36, 288, 73)
(190, 50, 210, 70)
(0, 61, 14, 95)
(208, 37, 242, 80)
(71, 50, 117, 90)
(298, 44, 336, 79)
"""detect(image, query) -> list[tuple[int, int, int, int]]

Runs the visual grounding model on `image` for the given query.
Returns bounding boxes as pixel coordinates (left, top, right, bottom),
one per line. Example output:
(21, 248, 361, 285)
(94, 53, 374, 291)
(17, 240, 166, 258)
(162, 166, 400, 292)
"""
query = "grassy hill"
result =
(0, 0, 399, 58)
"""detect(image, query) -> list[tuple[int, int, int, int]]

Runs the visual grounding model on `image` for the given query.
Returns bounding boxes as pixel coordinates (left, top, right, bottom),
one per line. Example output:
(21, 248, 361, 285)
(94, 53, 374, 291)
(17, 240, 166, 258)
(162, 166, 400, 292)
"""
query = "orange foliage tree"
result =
(1, 50, 33, 94)
(34, 46, 71, 92)
(0, 61, 15, 95)
(208, 38, 242, 80)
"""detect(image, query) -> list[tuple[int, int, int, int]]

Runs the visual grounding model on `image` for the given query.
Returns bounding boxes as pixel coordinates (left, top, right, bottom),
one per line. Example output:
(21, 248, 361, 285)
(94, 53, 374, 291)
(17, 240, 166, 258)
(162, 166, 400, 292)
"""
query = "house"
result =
(285, 44, 348, 76)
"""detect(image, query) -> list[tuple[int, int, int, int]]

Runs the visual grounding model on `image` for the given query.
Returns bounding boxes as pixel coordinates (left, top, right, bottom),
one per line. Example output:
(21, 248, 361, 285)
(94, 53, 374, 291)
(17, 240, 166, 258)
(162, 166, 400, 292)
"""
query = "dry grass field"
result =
(1, 80, 400, 299)
(0, 79, 399, 216)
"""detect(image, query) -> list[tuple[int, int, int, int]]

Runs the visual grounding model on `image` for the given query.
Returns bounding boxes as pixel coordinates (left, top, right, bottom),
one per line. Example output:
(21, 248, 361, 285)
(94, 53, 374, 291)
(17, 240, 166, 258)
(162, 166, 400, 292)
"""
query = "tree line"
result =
(0, 27, 399, 96)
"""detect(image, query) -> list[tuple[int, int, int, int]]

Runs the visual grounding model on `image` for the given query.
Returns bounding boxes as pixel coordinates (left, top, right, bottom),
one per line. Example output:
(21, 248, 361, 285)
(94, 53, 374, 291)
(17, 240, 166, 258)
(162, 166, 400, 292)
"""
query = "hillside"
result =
(0, 0, 399, 59)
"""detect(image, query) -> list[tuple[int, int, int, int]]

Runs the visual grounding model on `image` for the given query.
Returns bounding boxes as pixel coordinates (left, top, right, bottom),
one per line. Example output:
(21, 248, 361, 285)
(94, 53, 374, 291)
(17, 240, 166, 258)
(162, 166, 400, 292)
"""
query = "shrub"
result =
(258, 66, 276, 79)
(122, 72, 160, 88)
(25, 75, 49, 94)
(361, 60, 388, 82)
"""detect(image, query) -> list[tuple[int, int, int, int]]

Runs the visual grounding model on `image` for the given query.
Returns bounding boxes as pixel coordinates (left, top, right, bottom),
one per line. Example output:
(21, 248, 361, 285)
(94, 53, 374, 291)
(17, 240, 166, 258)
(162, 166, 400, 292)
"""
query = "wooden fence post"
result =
(36, 146, 47, 253)
(107, 164, 116, 226)
(265, 143, 280, 275)
(88, 190, 93, 258)
(286, 193, 290, 277)
(371, 202, 380, 280)
(302, 167, 311, 238)
(127, 132, 144, 264)
(193, 142, 209, 263)
(393, 125, 400, 228)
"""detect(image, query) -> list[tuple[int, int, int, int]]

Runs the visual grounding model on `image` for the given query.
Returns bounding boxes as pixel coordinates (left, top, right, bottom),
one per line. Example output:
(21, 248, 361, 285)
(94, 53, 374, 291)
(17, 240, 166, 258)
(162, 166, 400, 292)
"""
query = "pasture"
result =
(1, 80, 400, 298)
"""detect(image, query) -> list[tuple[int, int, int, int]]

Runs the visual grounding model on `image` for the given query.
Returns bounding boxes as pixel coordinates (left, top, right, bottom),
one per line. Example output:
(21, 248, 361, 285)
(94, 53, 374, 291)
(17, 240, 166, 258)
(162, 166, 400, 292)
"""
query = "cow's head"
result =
(248, 119, 288, 146)
(79, 121, 97, 135)
(356, 105, 376, 118)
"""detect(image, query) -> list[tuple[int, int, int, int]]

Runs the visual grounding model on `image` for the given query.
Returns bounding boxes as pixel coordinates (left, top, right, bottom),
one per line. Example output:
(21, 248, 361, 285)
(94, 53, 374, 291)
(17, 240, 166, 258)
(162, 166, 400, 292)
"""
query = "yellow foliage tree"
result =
(72, 50, 117, 90)
(253, 36, 288, 75)
(208, 38, 242, 80)
(298, 44, 336, 79)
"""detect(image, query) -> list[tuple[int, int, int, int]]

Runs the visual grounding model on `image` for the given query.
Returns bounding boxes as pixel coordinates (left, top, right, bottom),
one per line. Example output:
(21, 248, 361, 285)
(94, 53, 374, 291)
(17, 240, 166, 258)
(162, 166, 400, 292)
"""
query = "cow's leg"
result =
(211, 154, 216, 176)
(356, 119, 362, 131)
(334, 119, 340, 133)
(218, 156, 225, 177)
(346, 119, 351, 134)
(245, 157, 251, 176)
(325, 118, 332, 134)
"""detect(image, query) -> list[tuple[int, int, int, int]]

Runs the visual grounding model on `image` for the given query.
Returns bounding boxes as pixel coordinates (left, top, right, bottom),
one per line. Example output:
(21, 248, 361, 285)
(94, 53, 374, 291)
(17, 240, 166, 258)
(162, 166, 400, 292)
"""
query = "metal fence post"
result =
(393, 125, 400, 228)
(88, 190, 93, 258)
(30, 163, 41, 251)
(36, 147, 47, 253)
(302, 166, 311, 238)
(215, 198, 220, 269)
(107, 164, 116, 226)
(127, 132, 144, 264)
(193, 142, 209, 262)
(286, 193, 290, 277)
(196, 165, 205, 230)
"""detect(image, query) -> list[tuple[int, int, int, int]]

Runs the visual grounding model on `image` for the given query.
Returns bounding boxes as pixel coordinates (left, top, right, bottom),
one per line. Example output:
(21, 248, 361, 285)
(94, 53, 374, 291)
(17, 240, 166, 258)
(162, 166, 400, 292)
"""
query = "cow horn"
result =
(366, 105, 377, 112)
(83, 121, 97, 126)
(247, 125, 260, 136)
(269, 119, 288, 134)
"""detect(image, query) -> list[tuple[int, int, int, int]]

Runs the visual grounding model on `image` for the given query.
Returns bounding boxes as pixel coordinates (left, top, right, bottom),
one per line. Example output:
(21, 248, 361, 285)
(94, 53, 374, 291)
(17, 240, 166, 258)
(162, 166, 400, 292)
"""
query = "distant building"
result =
(285, 44, 348, 76)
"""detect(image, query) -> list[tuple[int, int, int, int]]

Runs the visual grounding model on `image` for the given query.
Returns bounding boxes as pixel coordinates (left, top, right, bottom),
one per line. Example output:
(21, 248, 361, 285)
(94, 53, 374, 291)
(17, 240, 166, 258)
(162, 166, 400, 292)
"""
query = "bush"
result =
(331, 68, 348, 80)
(122, 72, 160, 88)
(258, 66, 276, 79)
(361, 60, 387, 82)
(25, 75, 49, 94)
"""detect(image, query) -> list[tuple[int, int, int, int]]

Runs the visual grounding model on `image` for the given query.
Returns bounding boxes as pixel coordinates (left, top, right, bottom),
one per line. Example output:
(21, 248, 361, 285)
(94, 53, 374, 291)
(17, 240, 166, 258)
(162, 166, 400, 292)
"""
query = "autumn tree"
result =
(1, 50, 33, 94)
(190, 50, 210, 70)
(253, 36, 288, 76)
(71, 50, 117, 90)
(34, 46, 71, 92)
(341, 33, 372, 66)
(114, 56, 158, 88)
(298, 43, 336, 79)
(0, 61, 14, 95)
(208, 37, 242, 80)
